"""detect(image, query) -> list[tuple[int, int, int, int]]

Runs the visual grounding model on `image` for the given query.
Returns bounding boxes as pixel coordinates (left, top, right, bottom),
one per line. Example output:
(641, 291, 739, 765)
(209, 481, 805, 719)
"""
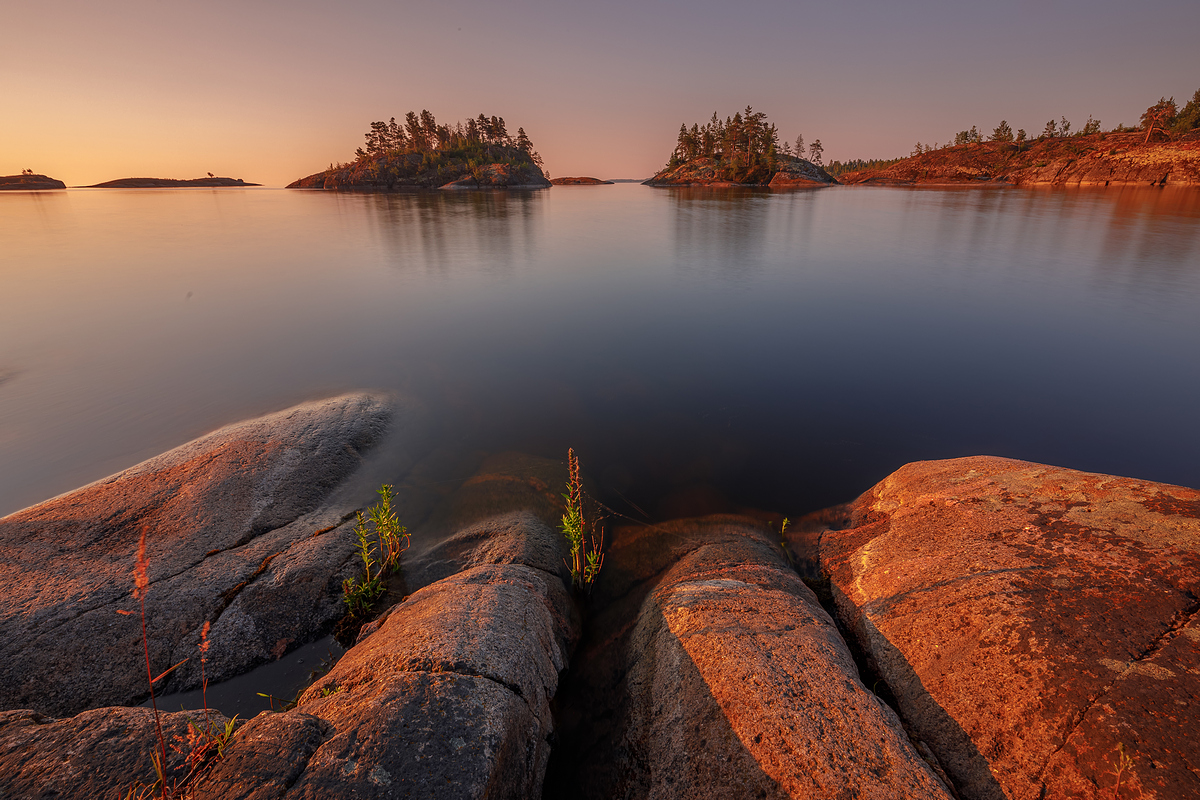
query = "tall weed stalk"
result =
(561, 449, 605, 592)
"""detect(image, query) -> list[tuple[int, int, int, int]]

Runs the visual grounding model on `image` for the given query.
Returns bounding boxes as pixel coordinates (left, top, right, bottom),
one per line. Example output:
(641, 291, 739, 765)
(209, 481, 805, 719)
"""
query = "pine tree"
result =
(808, 139, 824, 166)
(990, 120, 1014, 142)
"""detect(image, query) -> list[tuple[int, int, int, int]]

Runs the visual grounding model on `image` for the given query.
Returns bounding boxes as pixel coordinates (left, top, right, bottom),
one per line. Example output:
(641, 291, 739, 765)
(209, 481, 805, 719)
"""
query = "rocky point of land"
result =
(549, 177, 613, 185)
(840, 130, 1200, 186)
(0, 393, 415, 718)
(3, 422, 1200, 799)
(644, 154, 837, 187)
(0, 173, 66, 190)
(84, 177, 260, 188)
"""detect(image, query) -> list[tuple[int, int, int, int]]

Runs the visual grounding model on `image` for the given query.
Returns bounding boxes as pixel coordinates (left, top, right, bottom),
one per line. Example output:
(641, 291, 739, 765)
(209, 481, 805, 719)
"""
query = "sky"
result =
(3, 0, 1198, 186)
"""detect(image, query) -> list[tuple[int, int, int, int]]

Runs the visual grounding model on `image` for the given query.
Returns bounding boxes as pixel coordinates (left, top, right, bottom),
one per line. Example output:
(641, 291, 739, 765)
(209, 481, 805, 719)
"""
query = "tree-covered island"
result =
(645, 107, 837, 187)
(288, 110, 551, 190)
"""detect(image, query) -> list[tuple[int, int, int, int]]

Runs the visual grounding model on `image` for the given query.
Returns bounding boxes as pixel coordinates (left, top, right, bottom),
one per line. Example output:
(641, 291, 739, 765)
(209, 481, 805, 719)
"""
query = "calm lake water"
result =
(3, 184, 1200, 521)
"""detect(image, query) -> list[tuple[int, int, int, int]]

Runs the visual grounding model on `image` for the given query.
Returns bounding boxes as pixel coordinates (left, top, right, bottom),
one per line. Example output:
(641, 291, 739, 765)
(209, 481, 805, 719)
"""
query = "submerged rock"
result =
(820, 456, 1200, 800)
(0, 393, 404, 717)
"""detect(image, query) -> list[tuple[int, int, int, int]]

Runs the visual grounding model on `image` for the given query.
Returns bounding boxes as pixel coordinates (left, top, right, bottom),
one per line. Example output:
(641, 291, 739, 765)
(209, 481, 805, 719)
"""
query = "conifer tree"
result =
(990, 120, 1014, 142)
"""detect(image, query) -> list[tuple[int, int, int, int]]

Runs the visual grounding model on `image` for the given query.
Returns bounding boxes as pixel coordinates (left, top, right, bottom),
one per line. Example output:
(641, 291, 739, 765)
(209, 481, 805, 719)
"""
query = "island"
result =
(0, 172, 66, 190)
(644, 107, 837, 187)
(83, 177, 259, 188)
(288, 110, 551, 190)
(550, 177, 613, 185)
(841, 92, 1200, 186)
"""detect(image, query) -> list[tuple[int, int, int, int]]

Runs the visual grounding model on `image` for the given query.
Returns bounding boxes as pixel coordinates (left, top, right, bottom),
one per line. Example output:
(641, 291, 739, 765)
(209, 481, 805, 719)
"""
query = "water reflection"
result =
(356, 190, 545, 275)
(2, 185, 1200, 521)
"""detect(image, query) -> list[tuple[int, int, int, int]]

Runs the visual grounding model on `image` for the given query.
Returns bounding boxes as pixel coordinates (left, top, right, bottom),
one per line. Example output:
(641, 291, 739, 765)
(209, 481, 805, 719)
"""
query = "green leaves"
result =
(342, 485, 409, 618)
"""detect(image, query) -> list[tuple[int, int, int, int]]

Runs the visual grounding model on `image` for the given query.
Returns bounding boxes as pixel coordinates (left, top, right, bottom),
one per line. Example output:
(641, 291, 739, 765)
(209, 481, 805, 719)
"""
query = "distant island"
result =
(0, 172, 65, 191)
(550, 177, 613, 185)
(83, 176, 259, 188)
(289, 111, 551, 190)
(841, 91, 1200, 187)
(645, 107, 837, 187)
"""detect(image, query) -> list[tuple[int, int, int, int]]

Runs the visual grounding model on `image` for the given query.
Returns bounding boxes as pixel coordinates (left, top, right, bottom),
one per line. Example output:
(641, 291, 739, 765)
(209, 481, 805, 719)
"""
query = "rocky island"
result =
(644, 108, 837, 187)
(289, 111, 551, 191)
(2, 393, 1198, 799)
(550, 177, 613, 185)
(84, 177, 260, 188)
(0, 172, 66, 190)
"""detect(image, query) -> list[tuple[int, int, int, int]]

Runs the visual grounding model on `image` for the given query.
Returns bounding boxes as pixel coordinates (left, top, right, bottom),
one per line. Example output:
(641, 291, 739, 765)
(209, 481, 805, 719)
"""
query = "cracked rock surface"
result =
(0, 393, 400, 717)
(192, 453, 579, 799)
(548, 515, 954, 800)
(820, 456, 1200, 800)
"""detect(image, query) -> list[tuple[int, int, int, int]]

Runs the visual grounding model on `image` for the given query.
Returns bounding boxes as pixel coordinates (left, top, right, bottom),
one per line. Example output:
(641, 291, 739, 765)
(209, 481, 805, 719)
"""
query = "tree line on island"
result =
(289, 109, 552, 189)
(904, 88, 1200, 156)
(665, 106, 828, 184)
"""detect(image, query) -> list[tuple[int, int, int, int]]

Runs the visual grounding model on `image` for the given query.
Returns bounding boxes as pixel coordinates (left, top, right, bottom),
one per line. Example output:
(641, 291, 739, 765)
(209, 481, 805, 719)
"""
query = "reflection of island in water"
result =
(358, 189, 545, 274)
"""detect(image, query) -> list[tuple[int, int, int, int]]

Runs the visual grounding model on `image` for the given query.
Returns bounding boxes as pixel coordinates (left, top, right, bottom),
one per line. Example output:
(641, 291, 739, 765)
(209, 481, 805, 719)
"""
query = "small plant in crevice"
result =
(777, 517, 794, 567)
(342, 484, 409, 618)
(1107, 743, 1135, 799)
(561, 448, 605, 593)
(121, 529, 238, 800)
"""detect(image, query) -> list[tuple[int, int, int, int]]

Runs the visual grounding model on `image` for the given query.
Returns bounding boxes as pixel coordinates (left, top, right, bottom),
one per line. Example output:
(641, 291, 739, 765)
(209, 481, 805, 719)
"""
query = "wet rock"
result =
(0, 706, 233, 799)
(820, 456, 1200, 800)
(404, 451, 570, 590)
(549, 515, 953, 799)
(0, 393, 405, 717)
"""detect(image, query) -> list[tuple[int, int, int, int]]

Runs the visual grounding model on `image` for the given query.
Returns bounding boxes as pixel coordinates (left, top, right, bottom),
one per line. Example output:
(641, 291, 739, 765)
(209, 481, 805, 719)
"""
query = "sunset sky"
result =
(4, 0, 1198, 186)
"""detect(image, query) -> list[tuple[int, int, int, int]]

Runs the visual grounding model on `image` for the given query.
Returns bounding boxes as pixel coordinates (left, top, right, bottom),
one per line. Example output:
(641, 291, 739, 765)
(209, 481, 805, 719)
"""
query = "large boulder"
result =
(0, 393, 406, 717)
(820, 456, 1200, 800)
(549, 515, 954, 799)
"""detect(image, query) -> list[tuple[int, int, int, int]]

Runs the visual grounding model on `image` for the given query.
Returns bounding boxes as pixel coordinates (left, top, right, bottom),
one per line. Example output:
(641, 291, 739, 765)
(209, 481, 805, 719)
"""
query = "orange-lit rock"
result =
(550, 515, 954, 799)
(820, 456, 1200, 800)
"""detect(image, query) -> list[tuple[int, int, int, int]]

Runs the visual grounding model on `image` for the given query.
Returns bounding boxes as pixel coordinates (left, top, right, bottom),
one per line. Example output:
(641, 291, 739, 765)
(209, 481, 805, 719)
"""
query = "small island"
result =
(0, 172, 66, 191)
(83, 177, 259, 188)
(289, 111, 551, 191)
(550, 177, 613, 185)
(644, 107, 837, 187)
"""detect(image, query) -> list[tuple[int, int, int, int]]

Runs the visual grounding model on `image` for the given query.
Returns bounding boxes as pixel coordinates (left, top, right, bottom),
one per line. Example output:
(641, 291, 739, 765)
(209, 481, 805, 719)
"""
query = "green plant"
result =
(778, 518, 794, 567)
(342, 484, 409, 617)
(561, 448, 604, 592)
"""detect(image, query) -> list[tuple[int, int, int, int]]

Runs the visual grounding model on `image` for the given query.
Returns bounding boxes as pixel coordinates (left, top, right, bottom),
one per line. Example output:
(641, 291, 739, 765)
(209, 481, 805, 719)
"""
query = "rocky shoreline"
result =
(2, 397, 1198, 798)
(645, 153, 838, 188)
(0, 173, 66, 190)
(82, 177, 260, 188)
(840, 130, 1200, 186)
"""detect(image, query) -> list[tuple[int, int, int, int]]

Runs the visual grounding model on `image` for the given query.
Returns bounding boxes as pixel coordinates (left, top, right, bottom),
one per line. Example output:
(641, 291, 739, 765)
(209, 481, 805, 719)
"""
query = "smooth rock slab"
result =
(0, 393, 399, 716)
(820, 456, 1200, 800)
(552, 515, 953, 800)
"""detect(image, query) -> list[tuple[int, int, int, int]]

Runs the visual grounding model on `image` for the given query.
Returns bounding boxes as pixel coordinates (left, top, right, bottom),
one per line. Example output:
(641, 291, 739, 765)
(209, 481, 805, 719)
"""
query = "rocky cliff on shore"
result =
(645, 154, 837, 187)
(2, 414, 1198, 799)
(840, 130, 1200, 186)
(0, 173, 66, 190)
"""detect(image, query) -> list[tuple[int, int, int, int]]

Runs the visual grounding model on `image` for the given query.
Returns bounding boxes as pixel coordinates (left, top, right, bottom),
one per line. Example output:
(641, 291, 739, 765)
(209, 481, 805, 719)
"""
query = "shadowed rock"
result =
(549, 515, 954, 799)
(820, 456, 1200, 800)
(0, 706, 233, 798)
(0, 393, 406, 717)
